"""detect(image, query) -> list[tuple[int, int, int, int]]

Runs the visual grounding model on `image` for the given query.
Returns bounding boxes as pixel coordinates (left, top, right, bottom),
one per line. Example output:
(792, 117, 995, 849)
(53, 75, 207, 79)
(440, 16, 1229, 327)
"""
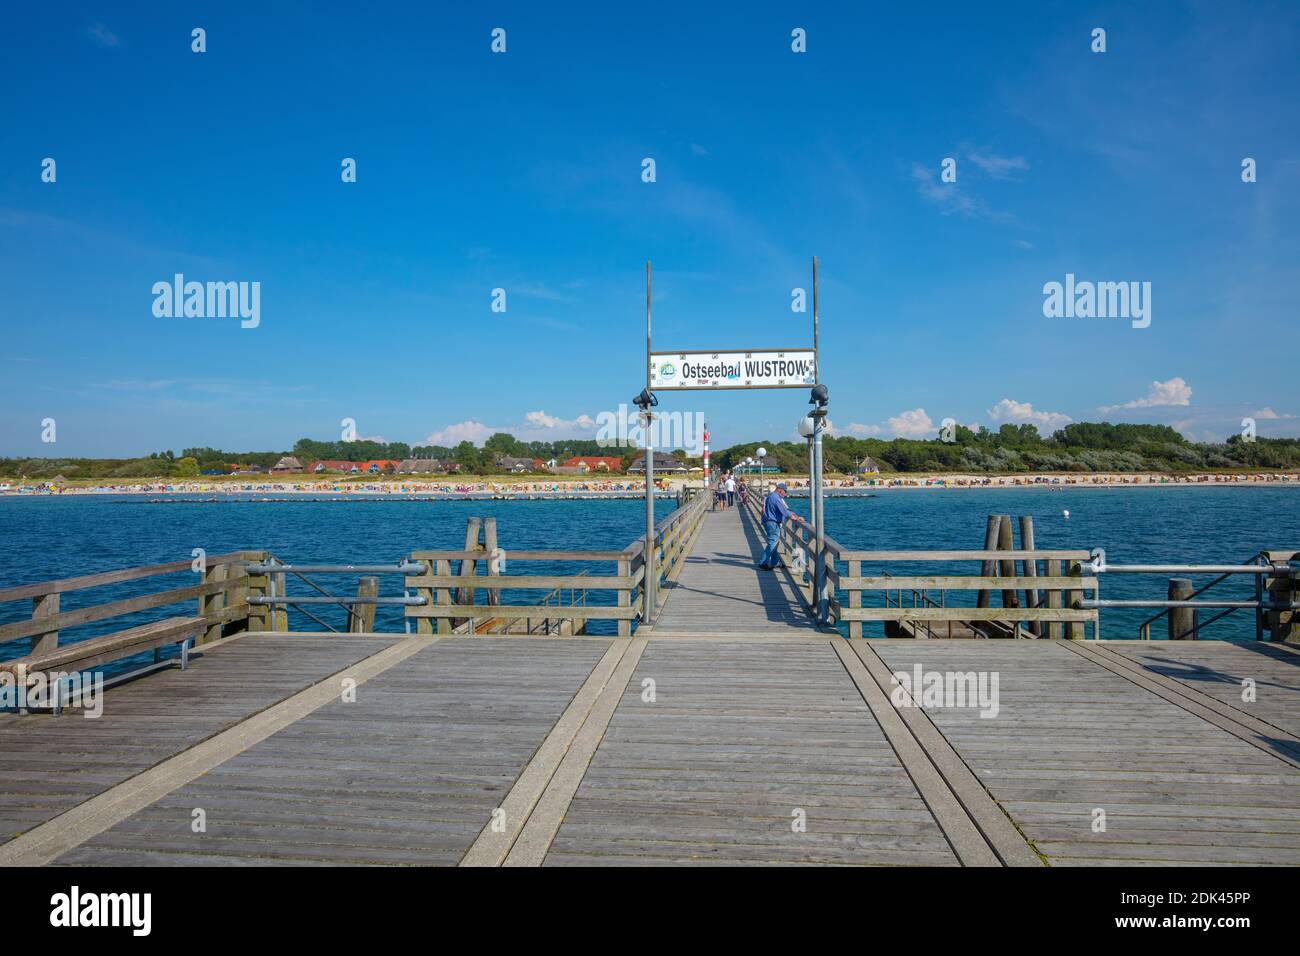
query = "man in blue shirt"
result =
(758, 482, 802, 570)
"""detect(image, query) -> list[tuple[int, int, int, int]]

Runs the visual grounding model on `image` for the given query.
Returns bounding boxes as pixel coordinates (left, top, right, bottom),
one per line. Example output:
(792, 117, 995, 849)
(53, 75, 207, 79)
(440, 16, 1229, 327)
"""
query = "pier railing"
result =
(0, 551, 261, 657)
(746, 479, 1099, 638)
(1085, 550, 1298, 641)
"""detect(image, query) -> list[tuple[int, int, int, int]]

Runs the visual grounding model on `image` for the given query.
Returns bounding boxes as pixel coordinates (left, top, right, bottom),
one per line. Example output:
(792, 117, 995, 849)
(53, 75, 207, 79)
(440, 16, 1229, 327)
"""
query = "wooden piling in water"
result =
(1168, 577, 1197, 640)
(996, 516, 1020, 609)
(351, 577, 379, 633)
(976, 515, 1001, 609)
(1019, 516, 1040, 637)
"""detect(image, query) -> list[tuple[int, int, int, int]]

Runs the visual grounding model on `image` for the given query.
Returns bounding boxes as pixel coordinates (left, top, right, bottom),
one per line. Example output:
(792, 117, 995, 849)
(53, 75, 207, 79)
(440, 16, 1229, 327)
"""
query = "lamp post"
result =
(634, 387, 658, 624)
(798, 416, 816, 547)
(808, 385, 829, 624)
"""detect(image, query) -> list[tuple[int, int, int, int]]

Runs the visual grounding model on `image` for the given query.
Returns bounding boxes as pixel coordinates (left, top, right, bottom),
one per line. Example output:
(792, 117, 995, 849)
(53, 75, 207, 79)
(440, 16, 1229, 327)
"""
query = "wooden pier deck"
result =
(651, 505, 822, 635)
(1, 510, 1298, 867)
(2, 629, 1297, 866)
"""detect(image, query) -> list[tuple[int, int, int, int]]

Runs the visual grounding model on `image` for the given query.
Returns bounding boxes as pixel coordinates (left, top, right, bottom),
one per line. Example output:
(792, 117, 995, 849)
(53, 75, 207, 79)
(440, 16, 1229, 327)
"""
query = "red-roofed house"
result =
(560, 456, 623, 473)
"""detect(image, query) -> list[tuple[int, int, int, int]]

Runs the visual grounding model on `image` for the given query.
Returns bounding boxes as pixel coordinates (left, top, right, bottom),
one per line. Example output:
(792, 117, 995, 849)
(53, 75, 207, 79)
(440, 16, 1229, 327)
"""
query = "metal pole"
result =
(813, 416, 826, 623)
(643, 261, 656, 625)
(812, 255, 819, 382)
(806, 435, 816, 544)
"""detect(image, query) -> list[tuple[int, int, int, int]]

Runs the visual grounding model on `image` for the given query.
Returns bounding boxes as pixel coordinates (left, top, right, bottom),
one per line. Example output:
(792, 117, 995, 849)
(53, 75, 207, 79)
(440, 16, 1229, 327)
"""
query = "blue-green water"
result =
(1, 488, 1295, 666)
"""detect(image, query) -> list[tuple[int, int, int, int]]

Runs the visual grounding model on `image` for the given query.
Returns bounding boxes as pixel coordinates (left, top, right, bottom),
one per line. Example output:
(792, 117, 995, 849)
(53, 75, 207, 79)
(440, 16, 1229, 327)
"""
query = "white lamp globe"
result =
(797, 417, 815, 438)
(756, 446, 768, 458)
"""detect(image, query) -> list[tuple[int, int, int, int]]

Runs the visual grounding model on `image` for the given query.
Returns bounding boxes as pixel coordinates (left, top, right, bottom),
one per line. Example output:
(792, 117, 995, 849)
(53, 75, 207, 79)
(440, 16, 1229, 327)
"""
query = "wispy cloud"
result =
(911, 163, 979, 217)
(87, 22, 120, 47)
(965, 150, 1029, 180)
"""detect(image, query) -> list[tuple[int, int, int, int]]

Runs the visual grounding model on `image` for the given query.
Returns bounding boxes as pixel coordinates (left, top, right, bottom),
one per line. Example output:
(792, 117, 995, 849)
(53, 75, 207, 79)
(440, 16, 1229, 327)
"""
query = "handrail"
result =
(0, 551, 261, 651)
(0, 552, 248, 605)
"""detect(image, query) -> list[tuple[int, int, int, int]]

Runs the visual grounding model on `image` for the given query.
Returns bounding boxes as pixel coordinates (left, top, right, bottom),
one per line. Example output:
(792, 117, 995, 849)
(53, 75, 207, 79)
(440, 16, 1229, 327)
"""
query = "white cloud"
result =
(1251, 407, 1296, 420)
(966, 150, 1029, 180)
(1100, 377, 1193, 412)
(887, 408, 936, 438)
(523, 409, 596, 431)
(987, 398, 1073, 431)
(422, 410, 598, 447)
(690, 143, 709, 156)
(422, 420, 496, 446)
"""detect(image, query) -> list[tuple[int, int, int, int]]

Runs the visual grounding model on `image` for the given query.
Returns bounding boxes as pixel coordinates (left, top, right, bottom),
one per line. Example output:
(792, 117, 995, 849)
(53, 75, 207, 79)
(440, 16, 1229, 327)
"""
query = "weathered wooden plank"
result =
(844, 576, 1095, 591)
(842, 607, 1097, 622)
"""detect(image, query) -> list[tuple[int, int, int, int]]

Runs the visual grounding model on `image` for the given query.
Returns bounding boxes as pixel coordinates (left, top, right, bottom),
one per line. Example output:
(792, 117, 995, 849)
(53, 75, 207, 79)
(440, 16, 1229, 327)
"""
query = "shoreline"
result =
(2, 471, 1298, 499)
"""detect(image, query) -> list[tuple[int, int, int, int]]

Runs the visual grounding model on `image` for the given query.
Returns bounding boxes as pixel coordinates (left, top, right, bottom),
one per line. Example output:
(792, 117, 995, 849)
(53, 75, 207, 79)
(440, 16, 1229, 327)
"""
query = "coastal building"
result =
(857, 456, 881, 475)
(312, 460, 362, 474)
(361, 460, 400, 474)
(271, 456, 304, 474)
(497, 456, 545, 473)
(558, 456, 624, 474)
(626, 451, 688, 474)
(737, 455, 781, 475)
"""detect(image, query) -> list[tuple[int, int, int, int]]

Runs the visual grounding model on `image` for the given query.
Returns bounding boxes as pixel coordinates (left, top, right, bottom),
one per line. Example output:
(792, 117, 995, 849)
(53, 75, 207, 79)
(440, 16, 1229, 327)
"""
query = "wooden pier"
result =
(1, 493, 1298, 866)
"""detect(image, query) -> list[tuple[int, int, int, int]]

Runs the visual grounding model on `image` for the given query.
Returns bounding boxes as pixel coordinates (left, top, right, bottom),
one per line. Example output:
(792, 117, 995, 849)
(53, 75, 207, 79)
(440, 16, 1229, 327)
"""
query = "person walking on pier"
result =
(758, 482, 801, 570)
(724, 472, 737, 509)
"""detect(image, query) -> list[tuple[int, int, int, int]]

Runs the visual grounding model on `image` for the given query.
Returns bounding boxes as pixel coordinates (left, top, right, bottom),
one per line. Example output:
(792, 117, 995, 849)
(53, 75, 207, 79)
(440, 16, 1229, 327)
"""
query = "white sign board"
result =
(649, 350, 817, 390)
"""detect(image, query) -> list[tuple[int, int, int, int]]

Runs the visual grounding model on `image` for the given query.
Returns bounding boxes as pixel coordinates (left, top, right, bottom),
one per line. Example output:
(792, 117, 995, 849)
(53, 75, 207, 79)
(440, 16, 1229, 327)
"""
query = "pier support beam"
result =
(1168, 578, 1198, 640)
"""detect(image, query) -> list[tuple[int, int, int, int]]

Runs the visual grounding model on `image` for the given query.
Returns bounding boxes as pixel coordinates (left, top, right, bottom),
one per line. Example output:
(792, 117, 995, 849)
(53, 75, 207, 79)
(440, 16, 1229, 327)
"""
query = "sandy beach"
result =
(2, 471, 1297, 498)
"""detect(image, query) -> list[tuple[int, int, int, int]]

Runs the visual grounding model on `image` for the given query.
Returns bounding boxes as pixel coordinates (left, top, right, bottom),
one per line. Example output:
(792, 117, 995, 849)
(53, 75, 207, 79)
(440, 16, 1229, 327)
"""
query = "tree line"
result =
(3, 422, 1298, 479)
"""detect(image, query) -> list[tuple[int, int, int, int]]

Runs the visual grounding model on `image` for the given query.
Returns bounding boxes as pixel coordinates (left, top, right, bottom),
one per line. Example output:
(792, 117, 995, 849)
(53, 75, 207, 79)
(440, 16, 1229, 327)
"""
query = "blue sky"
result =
(1, 1, 1297, 456)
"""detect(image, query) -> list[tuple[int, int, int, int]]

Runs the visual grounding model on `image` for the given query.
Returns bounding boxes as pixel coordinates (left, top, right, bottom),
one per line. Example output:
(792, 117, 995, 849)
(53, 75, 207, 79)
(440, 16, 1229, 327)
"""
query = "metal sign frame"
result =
(637, 257, 822, 627)
(648, 349, 818, 391)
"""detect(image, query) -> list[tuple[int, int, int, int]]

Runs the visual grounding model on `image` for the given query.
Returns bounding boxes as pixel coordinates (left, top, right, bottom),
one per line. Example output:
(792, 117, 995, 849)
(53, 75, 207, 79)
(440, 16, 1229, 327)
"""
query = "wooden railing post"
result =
(198, 563, 227, 644)
(1045, 559, 1063, 639)
(1265, 551, 1297, 643)
(436, 558, 453, 635)
(1066, 560, 1084, 640)
(243, 550, 270, 633)
(617, 555, 632, 637)
(408, 558, 434, 635)
(272, 567, 288, 632)
(30, 592, 59, 654)
(848, 560, 862, 639)
(351, 576, 379, 633)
